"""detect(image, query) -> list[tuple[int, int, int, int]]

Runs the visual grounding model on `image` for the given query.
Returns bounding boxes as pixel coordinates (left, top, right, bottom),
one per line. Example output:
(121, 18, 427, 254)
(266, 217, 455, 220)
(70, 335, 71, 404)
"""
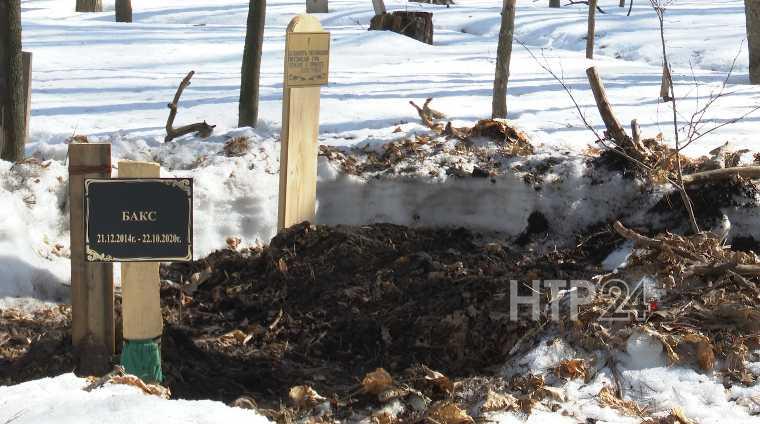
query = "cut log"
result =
(369, 11, 433, 45)
(586, 66, 629, 146)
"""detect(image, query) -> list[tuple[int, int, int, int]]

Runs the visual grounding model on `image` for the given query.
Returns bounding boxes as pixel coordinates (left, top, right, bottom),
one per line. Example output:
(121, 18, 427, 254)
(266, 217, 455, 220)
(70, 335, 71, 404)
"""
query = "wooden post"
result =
(22, 51, 31, 141)
(306, 0, 328, 13)
(619, 0, 626, 7)
(549, 0, 560, 7)
(118, 161, 163, 343)
(372, 0, 386, 15)
(278, 15, 329, 229)
(586, 0, 597, 59)
(69, 143, 114, 376)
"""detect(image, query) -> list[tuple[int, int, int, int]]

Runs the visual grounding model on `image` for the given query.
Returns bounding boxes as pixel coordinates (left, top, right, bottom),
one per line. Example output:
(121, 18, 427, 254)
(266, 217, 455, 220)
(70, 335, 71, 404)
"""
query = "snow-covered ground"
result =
(2, 1, 760, 421)
(3, 0, 758, 299)
(0, 373, 270, 424)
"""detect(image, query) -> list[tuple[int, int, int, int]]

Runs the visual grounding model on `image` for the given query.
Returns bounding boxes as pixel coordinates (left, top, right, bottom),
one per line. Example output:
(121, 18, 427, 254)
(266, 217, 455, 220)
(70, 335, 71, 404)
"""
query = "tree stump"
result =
(369, 11, 433, 45)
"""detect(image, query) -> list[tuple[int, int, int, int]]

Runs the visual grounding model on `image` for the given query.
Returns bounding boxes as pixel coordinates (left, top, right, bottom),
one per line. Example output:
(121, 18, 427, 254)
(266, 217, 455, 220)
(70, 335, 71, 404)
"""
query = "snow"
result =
(0, 373, 270, 424)
(3, 0, 760, 419)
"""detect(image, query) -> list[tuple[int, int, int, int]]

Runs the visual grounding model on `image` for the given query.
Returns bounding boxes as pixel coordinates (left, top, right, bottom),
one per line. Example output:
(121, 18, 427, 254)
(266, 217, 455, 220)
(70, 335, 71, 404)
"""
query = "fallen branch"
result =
(682, 166, 760, 185)
(612, 221, 661, 247)
(586, 67, 631, 148)
(165, 71, 215, 142)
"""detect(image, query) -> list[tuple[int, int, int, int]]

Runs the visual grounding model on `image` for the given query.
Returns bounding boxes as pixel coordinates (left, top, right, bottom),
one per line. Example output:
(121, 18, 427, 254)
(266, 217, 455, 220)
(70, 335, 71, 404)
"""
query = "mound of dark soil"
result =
(158, 223, 598, 406)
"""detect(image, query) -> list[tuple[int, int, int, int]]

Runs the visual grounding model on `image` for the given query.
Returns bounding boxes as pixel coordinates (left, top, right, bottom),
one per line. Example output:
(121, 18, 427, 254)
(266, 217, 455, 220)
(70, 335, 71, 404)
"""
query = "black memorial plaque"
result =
(84, 178, 193, 262)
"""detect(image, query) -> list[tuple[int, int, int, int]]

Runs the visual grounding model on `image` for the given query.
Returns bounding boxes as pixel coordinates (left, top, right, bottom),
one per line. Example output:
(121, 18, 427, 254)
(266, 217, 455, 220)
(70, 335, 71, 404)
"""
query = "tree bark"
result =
(115, 0, 132, 22)
(492, 0, 516, 119)
(745, 0, 760, 84)
(549, 0, 560, 8)
(0, 0, 25, 162)
(76, 0, 102, 13)
(238, 0, 266, 128)
(619, 0, 625, 6)
(372, 0, 386, 15)
(586, 0, 597, 59)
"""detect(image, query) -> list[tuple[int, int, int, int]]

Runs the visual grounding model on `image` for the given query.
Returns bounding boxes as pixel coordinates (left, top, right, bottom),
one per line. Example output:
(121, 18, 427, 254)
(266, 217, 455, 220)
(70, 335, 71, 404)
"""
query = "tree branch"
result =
(165, 71, 215, 142)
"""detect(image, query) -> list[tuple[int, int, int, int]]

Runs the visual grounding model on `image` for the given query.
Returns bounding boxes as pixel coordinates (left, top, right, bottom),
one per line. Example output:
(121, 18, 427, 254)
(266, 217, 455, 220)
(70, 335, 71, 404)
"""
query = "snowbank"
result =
(0, 373, 270, 424)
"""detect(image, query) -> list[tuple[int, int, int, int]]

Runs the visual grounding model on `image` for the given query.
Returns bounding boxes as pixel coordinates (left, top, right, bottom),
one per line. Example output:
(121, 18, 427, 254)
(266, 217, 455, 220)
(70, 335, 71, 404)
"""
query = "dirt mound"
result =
(158, 223, 595, 406)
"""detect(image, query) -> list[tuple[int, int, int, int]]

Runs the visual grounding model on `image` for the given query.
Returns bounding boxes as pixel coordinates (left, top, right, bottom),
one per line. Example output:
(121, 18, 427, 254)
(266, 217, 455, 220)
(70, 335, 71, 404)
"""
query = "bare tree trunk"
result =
(619, 0, 625, 6)
(492, 0, 516, 119)
(0, 0, 25, 162)
(238, 0, 266, 127)
(372, 0, 386, 15)
(115, 0, 132, 22)
(586, 0, 597, 59)
(76, 0, 102, 12)
(549, 0, 560, 7)
(745, 0, 760, 84)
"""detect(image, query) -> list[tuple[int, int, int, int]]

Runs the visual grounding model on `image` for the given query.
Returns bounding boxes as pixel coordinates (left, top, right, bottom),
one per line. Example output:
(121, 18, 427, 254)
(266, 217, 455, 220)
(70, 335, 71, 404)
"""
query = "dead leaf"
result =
(480, 390, 518, 413)
(288, 385, 325, 409)
(427, 401, 474, 424)
(424, 368, 454, 393)
(109, 374, 171, 399)
(362, 368, 393, 395)
(555, 358, 587, 381)
(597, 385, 647, 417)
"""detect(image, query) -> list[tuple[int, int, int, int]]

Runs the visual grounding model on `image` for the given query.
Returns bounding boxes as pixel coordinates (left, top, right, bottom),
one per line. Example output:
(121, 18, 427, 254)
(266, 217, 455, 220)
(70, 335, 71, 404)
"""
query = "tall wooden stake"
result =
(278, 15, 329, 229)
(69, 143, 114, 376)
(118, 161, 163, 382)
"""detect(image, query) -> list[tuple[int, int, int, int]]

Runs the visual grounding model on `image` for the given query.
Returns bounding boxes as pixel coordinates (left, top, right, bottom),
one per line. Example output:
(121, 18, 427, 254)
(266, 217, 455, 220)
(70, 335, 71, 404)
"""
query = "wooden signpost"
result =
(70, 147, 192, 380)
(278, 15, 330, 229)
(69, 143, 114, 376)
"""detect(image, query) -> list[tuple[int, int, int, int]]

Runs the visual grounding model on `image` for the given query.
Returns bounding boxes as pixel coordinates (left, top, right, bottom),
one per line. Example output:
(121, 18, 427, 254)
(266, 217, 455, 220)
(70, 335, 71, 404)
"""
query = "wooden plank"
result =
(22, 51, 31, 140)
(278, 15, 327, 229)
(118, 160, 163, 340)
(69, 143, 114, 375)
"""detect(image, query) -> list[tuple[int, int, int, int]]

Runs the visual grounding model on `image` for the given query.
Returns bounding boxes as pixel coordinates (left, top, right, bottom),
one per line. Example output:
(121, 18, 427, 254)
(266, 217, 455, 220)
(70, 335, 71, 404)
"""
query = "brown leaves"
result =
(218, 329, 253, 346)
(222, 136, 250, 157)
(427, 401, 474, 424)
(289, 385, 326, 409)
(644, 407, 695, 424)
(554, 359, 587, 381)
(597, 385, 648, 417)
(109, 374, 171, 399)
(424, 368, 454, 394)
(362, 368, 393, 395)
(480, 390, 519, 413)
